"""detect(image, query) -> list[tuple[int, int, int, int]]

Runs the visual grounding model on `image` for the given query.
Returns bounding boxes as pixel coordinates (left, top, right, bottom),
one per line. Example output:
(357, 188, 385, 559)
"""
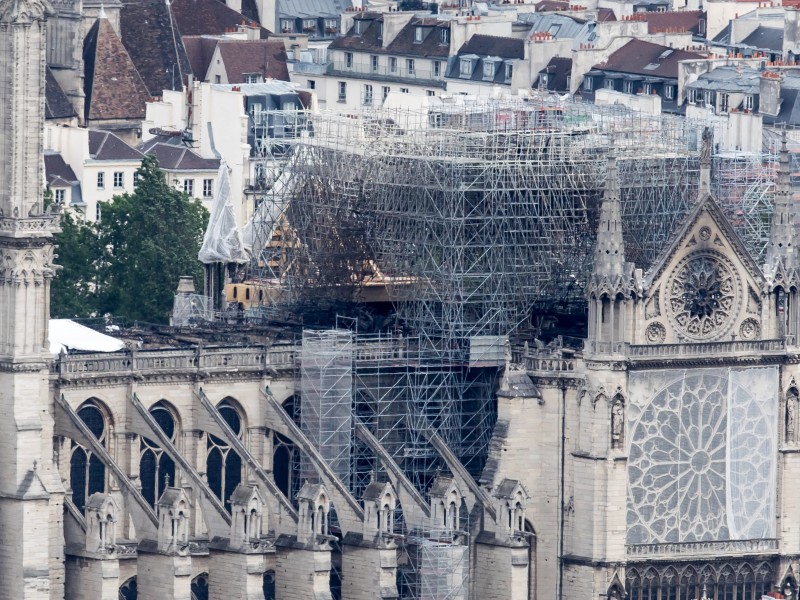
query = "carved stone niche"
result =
(361, 480, 396, 540)
(229, 483, 266, 547)
(429, 474, 463, 533)
(156, 487, 191, 554)
(493, 479, 529, 538)
(85, 492, 118, 555)
(296, 482, 330, 544)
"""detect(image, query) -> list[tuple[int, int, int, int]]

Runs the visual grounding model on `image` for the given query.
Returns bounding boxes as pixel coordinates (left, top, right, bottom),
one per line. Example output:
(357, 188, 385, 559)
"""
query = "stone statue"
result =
(787, 393, 797, 444)
(611, 399, 624, 449)
(701, 127, 713, 164)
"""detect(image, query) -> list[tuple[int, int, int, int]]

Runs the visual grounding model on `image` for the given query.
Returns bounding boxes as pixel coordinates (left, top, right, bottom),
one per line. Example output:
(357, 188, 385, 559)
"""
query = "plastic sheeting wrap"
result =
(626, 367, 777, 545)
(241, 168, 293, 257)
(198, 163, 248, 264)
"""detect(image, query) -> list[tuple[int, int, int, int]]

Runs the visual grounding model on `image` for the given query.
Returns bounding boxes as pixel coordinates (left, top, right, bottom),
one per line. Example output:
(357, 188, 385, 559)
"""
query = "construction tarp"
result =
(49, 319, 125, 354)
(198, 162, 248, 264)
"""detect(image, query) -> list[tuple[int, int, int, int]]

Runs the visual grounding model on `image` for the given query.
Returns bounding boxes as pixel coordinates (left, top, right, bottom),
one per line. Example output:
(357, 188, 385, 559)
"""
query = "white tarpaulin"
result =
(198, 162, 248, 264)
(49, 319, 125, 354)
(626, 367, 777, 545)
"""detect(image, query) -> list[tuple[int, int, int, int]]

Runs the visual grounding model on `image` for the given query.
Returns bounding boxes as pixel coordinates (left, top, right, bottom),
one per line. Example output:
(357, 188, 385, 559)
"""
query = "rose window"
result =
(627, 370, 776, 545)
(667, 252, 739, 341)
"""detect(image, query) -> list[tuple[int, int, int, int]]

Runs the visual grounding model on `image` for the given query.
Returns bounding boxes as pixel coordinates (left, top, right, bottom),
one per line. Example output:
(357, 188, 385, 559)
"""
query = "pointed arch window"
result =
(140, 402, 177, 507)
(274, 395, 301, 502)
(208, 399, 243, 511)
(70, 400, 108, 513)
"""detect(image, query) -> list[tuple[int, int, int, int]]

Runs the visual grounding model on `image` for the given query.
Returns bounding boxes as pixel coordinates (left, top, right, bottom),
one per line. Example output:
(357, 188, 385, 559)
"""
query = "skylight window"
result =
(643, 63, 660, 70)
(658, 49, 674, 59)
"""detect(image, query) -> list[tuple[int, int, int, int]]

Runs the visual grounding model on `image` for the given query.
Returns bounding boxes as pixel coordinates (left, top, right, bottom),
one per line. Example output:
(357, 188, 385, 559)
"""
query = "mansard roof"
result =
(83, 18, 151, 121)
(330, 15, 451, 58)
(217, 39, 290, 83)
(45, 67, 77, 120)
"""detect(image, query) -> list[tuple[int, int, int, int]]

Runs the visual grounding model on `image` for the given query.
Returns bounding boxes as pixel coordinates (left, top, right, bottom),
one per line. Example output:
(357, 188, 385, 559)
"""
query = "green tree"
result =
(51, 156, 209, 324)
(95, 155, 209, 323)
(51, 210, 103, 319)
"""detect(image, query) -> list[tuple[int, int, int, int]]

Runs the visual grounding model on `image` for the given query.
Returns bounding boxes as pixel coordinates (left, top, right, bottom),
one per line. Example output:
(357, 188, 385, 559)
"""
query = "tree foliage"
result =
(51, 156, 209, 324)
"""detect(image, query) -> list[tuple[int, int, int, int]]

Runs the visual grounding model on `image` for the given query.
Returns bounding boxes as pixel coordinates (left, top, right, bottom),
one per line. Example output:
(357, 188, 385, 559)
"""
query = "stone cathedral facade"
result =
(3, 1, 800, 599)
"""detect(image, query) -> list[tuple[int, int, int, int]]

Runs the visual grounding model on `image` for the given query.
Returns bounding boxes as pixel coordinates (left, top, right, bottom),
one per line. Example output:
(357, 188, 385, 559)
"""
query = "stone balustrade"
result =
(626, 538, 779, 559)
(52, 344, 298, 381)
(627, 338, 786, 360)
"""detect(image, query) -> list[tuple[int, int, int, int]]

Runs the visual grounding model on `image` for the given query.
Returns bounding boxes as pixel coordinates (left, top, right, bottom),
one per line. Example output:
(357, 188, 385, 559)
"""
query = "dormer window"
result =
(280, 19, 294, 33)
(354, 19, 363, 35)
(440, 28, 450, 45)
(324, 18, 338, 34)
(415, 26, 424, 43)
(377, 21, 383, 39)
(483, 60, 496, 80)
(244, 73, 261, 84)
(302, 19, 316, 33)
(345, 52, 353, 68)
(505, 63, 513, 81)
(460, 58, 473, 76)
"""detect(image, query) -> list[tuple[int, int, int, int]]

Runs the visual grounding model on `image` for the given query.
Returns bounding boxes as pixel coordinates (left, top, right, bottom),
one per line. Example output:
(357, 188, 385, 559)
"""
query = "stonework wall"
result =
(208, 551, 266, 600)
(64, 557, 119, 600)
(136, 552, 192, 600)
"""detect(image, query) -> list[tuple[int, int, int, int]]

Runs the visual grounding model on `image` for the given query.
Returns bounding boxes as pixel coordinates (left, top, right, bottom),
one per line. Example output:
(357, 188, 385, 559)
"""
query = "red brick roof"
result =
(83, 18, 151, 121)
(642, 10, 705, 34)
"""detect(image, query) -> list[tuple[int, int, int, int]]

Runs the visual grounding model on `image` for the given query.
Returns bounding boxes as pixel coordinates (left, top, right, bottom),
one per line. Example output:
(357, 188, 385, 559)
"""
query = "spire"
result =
(766, 130, 795, 269)
(592, 147, 627, 279)
(98, 2, 106, 18)
(699, 126, 712, 196)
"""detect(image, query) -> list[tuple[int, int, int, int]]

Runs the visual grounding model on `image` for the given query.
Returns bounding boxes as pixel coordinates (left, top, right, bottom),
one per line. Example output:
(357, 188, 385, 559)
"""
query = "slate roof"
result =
(88, 130, 144, 161)
(119, 0, 192, 96)
(362, 481, 392, 502)
(534, 0, 569, 11)
(278, 0, 350, 19)
(457, 35, 524, 60)
(495, 479, 526, 499)
(519, 12, 588, 39)
(120, 0, 268, 96)
(228, 484, 262, 506)
(497, 370, 541, 399)
(538, 56, 573, 92)
(139, 141, 220, 171)
(741, 25, 783, 52)
(44, 152, 79, 186)
(45, 67, 77, 120)
(594, 38, 704, 79)
(329, 14, 451, 58)
(685, 65, 760, 95)
(218, 39, 290, 82)
(643, 10, 705, 35)
(429, 474, 457, 497)
(83, 18, 152, 121)
(182, 36, 220, 83)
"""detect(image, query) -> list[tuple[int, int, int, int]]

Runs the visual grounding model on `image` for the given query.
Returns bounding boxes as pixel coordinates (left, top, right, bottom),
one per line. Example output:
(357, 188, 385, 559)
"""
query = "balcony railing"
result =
(329, 60, 445, 86)
(626, 538, 779, 559)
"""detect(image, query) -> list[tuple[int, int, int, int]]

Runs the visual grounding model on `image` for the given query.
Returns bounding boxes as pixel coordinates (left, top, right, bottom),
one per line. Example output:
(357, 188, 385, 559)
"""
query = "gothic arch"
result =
(274, 395, 301, 501)
(140, 400, 179, 507)
(70, 399, 111, 513)
(119, 576, 137, 600)
(208, 398, 244, 510)
(263, 570, 276, 600)
(191, 573, 209, 600)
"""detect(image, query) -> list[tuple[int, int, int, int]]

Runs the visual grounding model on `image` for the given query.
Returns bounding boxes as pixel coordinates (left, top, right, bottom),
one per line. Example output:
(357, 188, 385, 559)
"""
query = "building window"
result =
(483, 61, 495, 79)
(203, 179, 213, 197)
(308, 79, 316, 90)
(96, 204, 102, 221)
(440, 28, 450, 45)
(207, 399, 243, 512)
(406, 59, 415, 75)
(338, 81, 347, 102)
(183, 179, 194, 195)
(643, 83, 652, 95)
(97, 172, 105, 189)
(345, 52, 353, 68)
(585, 76, 593, 91)
(140, 402, 177, 508)
(215, 75, 221, 84)
(363, 84, 373, 105)
(70, 401, 108, 513)
(400, 87, 409, 94)
(55, 189, 65, 204)
(704, 90, 713, 106)
(371, 55, 379, 72)
(113, 172, 124, 189)
(623, 80, 633, 94)
(460, 58, 472, 76)
(505, 63, 513, 81)
(280, 19, 294, 33)
(133, 172, 140, 187)
(605, 79, 614, 90)
(377, 22, 383, 39)
(415, 27, 423, 42)
(665, 85, 674, 100)
(389, 57, 397, 72)
(718, 93, 729, 113)
(688, 89, 698, 104)
(433, 61, 441, 77)
(354, 19, 362, 35)
(324, 18, 338, 34)
(244, 73, 260, 84)
(426, 90, 435, 97)
(302, 18, 316, 33)
(744, 94, 754, 110)
(382, 86, 390, 101)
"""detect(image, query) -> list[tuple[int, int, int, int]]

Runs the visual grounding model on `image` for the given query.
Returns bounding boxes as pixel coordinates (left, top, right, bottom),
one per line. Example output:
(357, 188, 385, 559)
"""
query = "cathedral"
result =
(1, 1, 800, 599)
